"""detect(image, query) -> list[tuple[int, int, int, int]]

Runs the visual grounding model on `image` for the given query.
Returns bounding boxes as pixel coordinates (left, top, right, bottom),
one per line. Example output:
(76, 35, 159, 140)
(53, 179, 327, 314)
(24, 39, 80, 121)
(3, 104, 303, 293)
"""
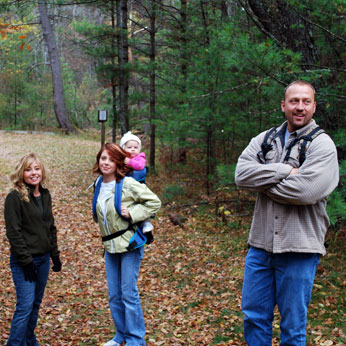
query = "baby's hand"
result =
(124, 157, 130, 165)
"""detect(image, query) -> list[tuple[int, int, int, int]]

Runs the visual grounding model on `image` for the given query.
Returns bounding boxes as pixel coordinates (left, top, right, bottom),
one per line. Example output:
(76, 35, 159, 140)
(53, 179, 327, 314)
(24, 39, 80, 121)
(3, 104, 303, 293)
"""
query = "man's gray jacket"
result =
(235, 120, 339, 255)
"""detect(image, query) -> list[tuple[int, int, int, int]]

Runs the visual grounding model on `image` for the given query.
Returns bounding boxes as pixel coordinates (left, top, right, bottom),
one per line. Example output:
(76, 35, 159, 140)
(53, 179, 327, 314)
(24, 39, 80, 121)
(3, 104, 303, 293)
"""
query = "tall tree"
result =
(38, 2, 74, 133)
(180, 0, 187, 92)
(110, 0, 118, 142)
(238, 0, 318, 67)
(117, 0, 129, 134)
(148, 0, 157, 169)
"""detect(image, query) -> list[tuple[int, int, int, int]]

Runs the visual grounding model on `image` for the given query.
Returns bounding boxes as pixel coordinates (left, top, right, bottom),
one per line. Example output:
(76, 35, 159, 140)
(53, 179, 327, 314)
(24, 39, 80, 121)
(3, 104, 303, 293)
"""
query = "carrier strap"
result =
(298, 126, 324, 166)
(284, 126, 324, 165)
(102, 229, 128, 242)
(114, 177, 128, 220)
(110, 177, 148, 250)
(258, 124, 325, 167)
(260, 127, 277, 158)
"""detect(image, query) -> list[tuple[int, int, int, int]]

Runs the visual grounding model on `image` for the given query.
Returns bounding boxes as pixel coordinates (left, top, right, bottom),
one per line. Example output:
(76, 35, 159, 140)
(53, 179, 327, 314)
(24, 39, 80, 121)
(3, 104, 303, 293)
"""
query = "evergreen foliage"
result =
(0, 0, 344, 225)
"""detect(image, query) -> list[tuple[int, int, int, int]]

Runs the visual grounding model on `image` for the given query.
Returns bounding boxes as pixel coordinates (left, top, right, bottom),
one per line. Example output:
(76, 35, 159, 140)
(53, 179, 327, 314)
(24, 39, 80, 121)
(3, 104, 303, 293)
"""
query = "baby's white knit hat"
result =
(120, 131, 142, 150)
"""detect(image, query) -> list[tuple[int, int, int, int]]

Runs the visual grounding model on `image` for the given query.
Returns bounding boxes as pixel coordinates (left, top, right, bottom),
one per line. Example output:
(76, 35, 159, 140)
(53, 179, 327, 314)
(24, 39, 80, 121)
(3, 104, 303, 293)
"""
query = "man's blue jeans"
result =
(242, 246, 319, 346)
(7, 253, 50, 346)
(105, 247, 146, 346)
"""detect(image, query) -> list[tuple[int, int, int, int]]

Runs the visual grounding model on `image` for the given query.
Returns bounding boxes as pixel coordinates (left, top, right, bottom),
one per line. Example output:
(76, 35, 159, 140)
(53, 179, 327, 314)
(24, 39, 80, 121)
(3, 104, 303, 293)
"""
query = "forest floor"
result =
(0, 132, 344, 346)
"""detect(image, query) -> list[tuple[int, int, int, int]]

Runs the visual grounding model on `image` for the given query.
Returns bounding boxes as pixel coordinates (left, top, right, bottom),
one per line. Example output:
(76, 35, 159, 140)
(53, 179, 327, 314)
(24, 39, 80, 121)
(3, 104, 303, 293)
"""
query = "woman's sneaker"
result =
(103, 340, 121, 346)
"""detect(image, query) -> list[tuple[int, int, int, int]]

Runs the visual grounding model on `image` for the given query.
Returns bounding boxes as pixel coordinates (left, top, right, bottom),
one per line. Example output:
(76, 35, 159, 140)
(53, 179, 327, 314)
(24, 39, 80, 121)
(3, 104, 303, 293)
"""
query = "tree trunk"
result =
(14, 80, 18, 126)
(149, 0, 156, 170)
(117, 0, 129, 135)
(38, 2, 74, 133)
(221, 0, 235, 19)
(245, 0, 318, 67)
(200, 0, 214, 195)
(180, 0, 187, 93)
(111, 0, 118, 143)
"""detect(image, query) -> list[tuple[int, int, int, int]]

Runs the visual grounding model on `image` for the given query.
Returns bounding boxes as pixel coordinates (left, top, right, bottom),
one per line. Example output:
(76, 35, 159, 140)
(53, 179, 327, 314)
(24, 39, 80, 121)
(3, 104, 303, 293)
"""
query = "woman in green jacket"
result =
(92, 143, 161, 346)
(4, 153, 61, 346)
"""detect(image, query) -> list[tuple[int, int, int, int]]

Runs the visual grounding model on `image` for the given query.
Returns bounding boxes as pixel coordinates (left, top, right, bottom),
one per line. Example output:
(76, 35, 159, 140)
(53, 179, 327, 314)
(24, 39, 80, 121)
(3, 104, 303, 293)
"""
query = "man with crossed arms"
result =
(235, 80, 339, 345)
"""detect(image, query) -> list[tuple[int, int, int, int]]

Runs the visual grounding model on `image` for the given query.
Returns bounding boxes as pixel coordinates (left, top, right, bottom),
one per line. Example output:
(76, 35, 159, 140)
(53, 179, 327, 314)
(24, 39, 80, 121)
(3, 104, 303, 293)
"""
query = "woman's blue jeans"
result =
(7, 253, 50, 346)
(105, 247, 146, 346)
(242, 246, 319, 346)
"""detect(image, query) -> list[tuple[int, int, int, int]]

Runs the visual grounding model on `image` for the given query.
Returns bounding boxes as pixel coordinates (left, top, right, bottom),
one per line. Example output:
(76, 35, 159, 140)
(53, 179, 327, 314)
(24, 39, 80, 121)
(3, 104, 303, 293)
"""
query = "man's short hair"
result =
(284, 80, 316, 99)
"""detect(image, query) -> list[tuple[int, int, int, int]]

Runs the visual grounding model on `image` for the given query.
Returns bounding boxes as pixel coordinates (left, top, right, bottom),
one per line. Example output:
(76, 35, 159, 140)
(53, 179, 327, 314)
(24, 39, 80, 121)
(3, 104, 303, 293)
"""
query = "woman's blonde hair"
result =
(10, 153, 47, 202)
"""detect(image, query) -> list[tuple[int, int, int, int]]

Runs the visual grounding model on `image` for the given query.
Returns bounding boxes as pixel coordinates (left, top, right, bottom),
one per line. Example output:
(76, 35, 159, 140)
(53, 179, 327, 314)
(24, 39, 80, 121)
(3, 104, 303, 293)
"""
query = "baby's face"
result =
(124, 140, 140, 157)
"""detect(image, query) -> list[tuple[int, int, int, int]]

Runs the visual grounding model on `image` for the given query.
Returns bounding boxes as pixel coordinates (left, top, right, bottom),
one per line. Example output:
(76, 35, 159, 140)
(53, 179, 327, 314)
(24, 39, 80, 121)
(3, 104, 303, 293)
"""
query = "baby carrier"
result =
(92, 176, 147, 251)
(128, 167, 155, 243)
(128, 167, 147, 184)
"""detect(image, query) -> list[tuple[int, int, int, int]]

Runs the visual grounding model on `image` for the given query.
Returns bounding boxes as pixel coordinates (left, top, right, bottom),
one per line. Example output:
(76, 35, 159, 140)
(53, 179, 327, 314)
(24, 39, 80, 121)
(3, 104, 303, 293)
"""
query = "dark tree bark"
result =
(38, 2, 74, 133)
(117, 0, 129, 135)
(149, 0, 156, 170)
(200, 0, 215, 195)
(111, 0, 118, 143)
(180, 0, 187, 93)
(243, 0, 318, 67)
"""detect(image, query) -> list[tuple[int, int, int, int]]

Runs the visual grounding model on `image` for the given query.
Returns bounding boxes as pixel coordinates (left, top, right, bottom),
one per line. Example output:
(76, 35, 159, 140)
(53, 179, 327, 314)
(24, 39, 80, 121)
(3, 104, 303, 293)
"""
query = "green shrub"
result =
(216, 163, 237, 188)
(163, 184, 185, 203)
(327, 160, 346, 227)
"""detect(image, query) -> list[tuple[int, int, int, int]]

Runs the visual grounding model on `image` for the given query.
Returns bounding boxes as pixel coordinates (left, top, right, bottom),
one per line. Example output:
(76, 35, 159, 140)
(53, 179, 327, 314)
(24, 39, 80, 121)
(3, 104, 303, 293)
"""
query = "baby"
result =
(120, 131, 154, 235)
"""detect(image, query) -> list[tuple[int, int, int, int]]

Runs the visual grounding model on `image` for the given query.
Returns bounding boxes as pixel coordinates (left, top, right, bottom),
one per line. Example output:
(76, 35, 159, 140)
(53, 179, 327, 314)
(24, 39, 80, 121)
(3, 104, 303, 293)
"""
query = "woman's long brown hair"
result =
(93, 143, 132, 182)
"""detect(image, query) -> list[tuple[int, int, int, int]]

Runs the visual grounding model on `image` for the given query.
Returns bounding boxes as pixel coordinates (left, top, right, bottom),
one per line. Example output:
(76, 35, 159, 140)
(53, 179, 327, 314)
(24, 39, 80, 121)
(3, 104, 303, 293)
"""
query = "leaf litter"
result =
(0, 132, 344, 346)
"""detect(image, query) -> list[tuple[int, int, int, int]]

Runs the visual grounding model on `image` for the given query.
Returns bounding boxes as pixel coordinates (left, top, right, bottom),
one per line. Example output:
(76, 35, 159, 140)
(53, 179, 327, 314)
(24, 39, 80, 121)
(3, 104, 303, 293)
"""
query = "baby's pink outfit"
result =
(127, 152, 146, 170)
